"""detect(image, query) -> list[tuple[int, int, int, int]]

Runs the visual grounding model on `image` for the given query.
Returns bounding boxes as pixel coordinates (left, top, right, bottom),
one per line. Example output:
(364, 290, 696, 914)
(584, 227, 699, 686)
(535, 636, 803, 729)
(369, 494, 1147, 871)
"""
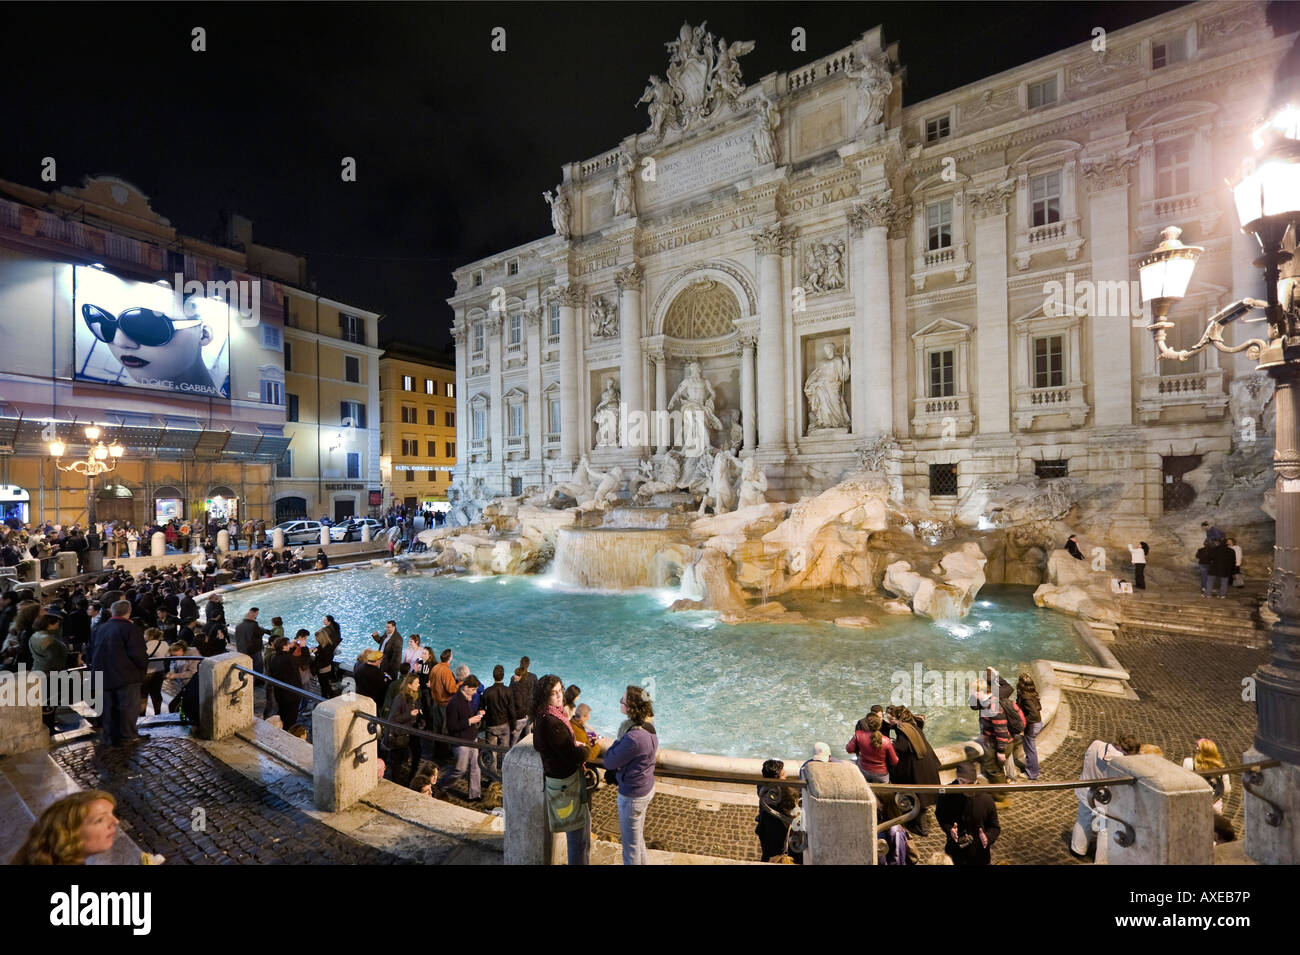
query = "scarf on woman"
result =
(895, 720, 932, 760)
(546, 704, 575, 739)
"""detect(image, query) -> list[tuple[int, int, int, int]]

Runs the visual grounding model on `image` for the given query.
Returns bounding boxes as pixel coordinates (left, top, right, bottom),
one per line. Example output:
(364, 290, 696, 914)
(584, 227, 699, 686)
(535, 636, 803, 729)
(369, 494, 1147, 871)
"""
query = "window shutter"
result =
(358, 404, 367, 428)
(340, 401, 349, 425)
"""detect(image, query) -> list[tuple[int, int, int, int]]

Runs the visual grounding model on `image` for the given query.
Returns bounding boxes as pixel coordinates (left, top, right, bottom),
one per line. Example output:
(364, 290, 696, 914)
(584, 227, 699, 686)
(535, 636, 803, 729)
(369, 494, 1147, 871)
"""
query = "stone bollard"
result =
(197, 652, 255, 741)
(16, 558, 39, 582)
(0, 670, 51, 756)
(312, 692, 379, 812)
(361, 522, 371, 542)
(272, 528, 285, 550)
(320, 525, 331, 547)
(1243, 747, 1300, 864)
(55, 551, 79, 579)
(84, 549, 103, 573)
(151, 531, 166, 558)
(216, 529, 230, 553)
(501, 735, 567, 864)
(801, 760, 877, 865)
(1099, 754, 1213, 865)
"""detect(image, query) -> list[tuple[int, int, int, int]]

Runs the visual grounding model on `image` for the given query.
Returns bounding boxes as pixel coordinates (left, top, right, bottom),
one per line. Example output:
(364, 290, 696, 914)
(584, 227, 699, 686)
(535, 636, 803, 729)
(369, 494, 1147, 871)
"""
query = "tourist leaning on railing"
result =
(532, 674, 591, 865)
(604, 685, 658, 866)
(1070, 732, 1140, 858)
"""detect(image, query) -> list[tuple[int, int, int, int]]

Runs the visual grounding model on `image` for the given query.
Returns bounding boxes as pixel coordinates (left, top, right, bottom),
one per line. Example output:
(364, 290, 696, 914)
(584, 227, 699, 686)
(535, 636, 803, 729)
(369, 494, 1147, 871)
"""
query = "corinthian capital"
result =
(553, 284, 587, 308)
(523, 307, 543, 328)
(968, 180, 1015, 219)
(887, 201, 913, 240)
(482, 312, 503, 333)
(1080, 147, 1140, 193)
(848, 194, 895, 234)
(614, 264, 644, 292)
(752, 223, 797, 257)
(451, 324, 468, 346)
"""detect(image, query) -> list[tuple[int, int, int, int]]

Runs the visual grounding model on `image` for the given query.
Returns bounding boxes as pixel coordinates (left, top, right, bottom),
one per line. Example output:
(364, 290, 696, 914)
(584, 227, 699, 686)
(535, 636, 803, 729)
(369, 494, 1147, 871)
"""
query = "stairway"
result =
(0, 747, 144, 864)
(1116, 576, 1269, 643)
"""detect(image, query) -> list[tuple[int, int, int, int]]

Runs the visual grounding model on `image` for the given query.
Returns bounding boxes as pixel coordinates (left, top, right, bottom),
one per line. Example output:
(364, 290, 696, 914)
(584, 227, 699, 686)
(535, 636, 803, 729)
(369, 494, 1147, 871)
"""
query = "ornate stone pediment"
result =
(637, 22, 755, 145)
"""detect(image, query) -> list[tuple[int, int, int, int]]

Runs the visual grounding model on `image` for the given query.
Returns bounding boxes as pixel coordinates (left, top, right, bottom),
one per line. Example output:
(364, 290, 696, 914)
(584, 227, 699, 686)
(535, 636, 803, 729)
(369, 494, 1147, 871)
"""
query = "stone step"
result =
(0, 748, 144, 864)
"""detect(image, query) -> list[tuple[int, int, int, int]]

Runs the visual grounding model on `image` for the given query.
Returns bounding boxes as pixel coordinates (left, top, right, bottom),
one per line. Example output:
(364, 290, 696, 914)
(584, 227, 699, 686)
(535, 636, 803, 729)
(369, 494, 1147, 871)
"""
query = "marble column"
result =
(739, 335, 757, 451)
(1083, 149, 1140, 427)
(753, 224, 795, 451)
(888, 205, 913, 437)
(616, 265, 645, 451)
(485, 313, 503, 467)
(451, 321, 469, 481)
(650, 348, 668, 453)
(848, 196, 895, 436)
(970, 180, 1015, 435)
(525, 306, 543, 469)
(556, 285, 583, 466)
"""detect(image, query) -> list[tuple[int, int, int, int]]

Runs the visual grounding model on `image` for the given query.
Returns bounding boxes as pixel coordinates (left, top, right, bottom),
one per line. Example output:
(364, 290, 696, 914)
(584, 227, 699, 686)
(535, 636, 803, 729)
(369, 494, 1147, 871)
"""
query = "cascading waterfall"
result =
(552, 527, 691, 589)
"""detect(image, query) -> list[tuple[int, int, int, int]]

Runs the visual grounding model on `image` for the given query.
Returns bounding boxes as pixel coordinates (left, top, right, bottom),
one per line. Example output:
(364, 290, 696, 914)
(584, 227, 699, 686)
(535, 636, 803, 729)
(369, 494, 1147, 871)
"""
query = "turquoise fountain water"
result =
(224, 569, 1091, 759)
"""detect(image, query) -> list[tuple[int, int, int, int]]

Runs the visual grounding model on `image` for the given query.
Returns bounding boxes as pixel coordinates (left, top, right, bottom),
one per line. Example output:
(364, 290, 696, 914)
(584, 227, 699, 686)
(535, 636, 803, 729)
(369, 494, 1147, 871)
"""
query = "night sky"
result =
(7, 0, 1279, 353)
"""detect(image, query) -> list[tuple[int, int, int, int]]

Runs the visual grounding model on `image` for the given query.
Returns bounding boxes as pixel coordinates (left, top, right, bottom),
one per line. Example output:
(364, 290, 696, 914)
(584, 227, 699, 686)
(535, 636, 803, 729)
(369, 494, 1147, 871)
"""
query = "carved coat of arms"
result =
(637, 22, 755, 144)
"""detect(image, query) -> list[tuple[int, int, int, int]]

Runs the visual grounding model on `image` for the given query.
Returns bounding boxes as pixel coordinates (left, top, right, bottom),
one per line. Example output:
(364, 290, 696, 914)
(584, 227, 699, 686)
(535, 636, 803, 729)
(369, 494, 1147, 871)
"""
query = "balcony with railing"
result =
(1137, 367, 1227, 423)
(786, 46, 856, 93)
(1012, 382, 1089, 429)
(910, 393, 974, 439)
(505, 434, 528, 455)
(912, 241, 970, 292)
(543, 431, 561, 449)
(1013, 215, 1083, 270)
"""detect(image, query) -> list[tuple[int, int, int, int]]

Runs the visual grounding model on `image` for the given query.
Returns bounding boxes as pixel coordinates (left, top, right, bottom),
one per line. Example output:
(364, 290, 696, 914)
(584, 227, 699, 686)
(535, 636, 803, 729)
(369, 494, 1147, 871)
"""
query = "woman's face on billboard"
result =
(109, 322, 212, 383)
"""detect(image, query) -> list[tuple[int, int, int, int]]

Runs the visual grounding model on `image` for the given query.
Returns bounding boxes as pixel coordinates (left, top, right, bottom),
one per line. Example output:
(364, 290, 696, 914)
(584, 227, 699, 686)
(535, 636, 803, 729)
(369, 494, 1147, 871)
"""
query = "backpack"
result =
(1004, 699, 1026, 736)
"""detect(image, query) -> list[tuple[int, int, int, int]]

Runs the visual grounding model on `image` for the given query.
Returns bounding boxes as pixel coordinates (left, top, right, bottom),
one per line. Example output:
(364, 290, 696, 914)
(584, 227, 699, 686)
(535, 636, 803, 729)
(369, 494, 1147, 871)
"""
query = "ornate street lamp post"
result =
(47, 425, 125, 531)
(1141, 104, 1300, 765)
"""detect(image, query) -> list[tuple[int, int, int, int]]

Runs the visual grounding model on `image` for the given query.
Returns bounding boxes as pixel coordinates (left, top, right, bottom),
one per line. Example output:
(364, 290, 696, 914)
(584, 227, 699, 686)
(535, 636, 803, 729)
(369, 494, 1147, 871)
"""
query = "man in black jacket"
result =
(89, 599, 149, 746)
(481, 665, 517, 780)
(935, 762, 1001, 864)
(179, 588, 199, 623)
(1206, 540, 1235, 598)
(234, 607, 270, 672)
(438, 676, 484, 800)
(375, 620, 402, 682)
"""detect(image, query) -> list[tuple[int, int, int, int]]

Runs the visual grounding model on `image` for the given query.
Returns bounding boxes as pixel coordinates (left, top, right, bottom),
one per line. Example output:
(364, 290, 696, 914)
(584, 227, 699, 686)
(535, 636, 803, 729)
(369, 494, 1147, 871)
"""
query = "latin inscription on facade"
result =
(641, 210, 757, 256)
(643, 131, 755, 207)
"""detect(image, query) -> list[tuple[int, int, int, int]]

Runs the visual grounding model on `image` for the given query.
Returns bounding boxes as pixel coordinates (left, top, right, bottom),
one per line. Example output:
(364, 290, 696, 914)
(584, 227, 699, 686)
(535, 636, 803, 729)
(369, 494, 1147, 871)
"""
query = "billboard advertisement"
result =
(73, 265, 231, 398)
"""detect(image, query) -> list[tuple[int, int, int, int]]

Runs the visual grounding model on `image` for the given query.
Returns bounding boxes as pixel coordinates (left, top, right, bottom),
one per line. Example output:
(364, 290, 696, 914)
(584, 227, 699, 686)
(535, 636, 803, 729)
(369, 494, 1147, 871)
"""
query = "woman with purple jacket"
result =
(603, 685, 658, 865)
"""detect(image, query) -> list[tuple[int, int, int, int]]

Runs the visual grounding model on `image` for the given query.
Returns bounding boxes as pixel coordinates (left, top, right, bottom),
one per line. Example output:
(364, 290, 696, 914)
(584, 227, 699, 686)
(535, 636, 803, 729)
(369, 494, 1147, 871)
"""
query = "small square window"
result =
(929, 463, 958, 497)
(1035, 459, 1069, 479)
(473, 271, 483, 287)
(1028, 77, 1057, 109)
(445, 411, 455, 428)
(260, 325, 282, 350)
(427, 409, 436, 426)
(1152, 35, 1186, 70)
(507, 259, 519, 276)
(925, 116, 950, 143)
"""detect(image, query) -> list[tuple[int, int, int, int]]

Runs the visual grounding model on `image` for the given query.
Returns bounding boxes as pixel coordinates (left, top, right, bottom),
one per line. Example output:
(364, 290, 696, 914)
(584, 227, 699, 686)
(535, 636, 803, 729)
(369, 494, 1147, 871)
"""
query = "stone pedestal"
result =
(272, 528, 285, 550)
(197, 652, 254, 742)
(1103, 754, 1213, 865)
(16, 559, 38, 582)
(151, 532, 166, 558)
(320, 526, 330, 547)
(1243, 747, 1300, 864)
(501, 735, 568, 865)
(54, 552, 78, 579)
(312, 692, 379, 812)
(216, 529, 230, 553)
(361, 522, 371, 542)
(801, 759, 877, 865)
(0, 671, 50, 756)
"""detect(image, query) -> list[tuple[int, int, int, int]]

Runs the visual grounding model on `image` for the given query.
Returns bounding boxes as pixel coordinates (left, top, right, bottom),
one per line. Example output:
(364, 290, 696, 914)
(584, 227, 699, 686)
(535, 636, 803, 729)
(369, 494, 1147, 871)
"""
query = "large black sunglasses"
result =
(82, 304, 203, 347)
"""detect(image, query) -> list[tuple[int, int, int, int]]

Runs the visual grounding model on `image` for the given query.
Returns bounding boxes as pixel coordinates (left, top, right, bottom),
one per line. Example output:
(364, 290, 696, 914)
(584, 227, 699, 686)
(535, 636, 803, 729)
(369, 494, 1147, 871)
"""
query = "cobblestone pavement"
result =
(52, 737, 411, 864)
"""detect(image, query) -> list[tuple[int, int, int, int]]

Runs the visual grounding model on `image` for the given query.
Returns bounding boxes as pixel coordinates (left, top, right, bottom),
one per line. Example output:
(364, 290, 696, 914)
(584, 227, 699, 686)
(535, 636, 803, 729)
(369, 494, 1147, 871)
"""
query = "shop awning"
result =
(0, 417, 290, 464)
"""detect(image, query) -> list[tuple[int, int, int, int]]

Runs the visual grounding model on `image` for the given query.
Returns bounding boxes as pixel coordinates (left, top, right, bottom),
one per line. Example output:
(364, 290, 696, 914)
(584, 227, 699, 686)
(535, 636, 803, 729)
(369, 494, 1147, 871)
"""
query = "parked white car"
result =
(276, 519, 324, 545)
(329, 518, 382, 542)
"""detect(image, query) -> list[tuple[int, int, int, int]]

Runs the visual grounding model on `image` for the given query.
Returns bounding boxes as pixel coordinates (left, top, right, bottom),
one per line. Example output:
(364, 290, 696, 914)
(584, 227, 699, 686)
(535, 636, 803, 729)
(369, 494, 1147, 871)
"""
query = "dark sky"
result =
(3, 0, 1262, 352)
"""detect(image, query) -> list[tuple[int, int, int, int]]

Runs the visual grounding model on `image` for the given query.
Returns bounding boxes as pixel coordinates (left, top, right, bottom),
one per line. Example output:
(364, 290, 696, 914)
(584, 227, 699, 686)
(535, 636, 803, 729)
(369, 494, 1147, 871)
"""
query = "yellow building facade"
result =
(378, 348, 457, 509)
(277, 289, 383, 523)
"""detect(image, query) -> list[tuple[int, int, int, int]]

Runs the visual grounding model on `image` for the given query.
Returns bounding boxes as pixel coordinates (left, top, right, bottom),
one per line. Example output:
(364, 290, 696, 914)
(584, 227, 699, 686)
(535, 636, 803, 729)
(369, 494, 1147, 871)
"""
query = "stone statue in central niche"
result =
(667, 361, 722, 456)
(804, 342, 851, 432)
